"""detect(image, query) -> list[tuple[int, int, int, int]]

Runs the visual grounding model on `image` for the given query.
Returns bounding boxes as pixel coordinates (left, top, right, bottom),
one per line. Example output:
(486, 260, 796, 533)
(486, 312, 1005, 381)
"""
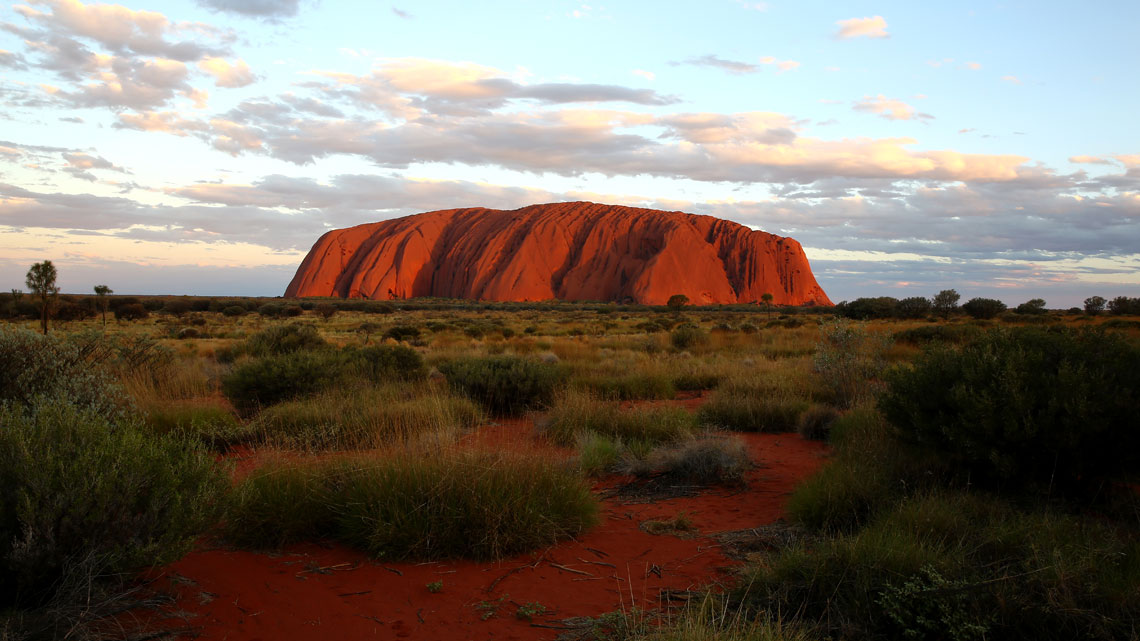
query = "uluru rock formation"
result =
(285, 202, 832, 306)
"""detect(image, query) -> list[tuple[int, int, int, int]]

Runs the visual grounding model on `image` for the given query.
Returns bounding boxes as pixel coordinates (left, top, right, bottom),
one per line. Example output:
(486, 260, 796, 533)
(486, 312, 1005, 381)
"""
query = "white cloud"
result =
(198, 56, 254, 87)
(835, 16, 889, 39)
(632, 69, 655, 81)
(852, 95, 932, 121)
(1001, 75, 1022, 84)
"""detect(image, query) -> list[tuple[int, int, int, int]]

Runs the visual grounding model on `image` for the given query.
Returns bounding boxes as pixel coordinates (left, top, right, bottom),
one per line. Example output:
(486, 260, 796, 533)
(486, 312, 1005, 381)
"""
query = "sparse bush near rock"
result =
(347, 344, 426, 382)
(222, 350, 347, 412)
(670, 324, 708, 350)
(244, 322, 327, 357)
(113, 302, 149, 321)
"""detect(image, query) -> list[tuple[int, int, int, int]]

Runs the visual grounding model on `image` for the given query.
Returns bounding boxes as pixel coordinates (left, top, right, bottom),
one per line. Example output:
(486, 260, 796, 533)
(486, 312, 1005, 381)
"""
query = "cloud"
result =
(198, 56, 254, 87)
(61, 151, 129, 181)
(0, 49, 29, 70)
(1001, 75, 1022, 84)
(835, 16, 889, 39)
(1069, 155, 1111, 165)
(965, 62, 982, 70)
(632, 69, 655, 81)
(852, 95, 933, 121)
(196, 0, 301, 19)
(16, 0, 232, 62)
(758, 56, 800, 72)
(391, 7, 412, 19)
(674, 55, 758, 74)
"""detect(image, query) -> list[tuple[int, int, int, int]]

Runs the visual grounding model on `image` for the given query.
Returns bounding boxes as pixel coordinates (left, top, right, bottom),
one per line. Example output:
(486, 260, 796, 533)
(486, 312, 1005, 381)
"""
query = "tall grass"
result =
(225, 450, 599, 560)
(542, 390, 699, 446)
(250, 385, 482, 450)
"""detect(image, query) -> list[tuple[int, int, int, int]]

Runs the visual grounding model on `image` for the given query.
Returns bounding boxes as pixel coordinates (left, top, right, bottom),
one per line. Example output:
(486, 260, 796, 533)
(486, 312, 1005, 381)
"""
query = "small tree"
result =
(666, 294, 689, 311)
(93, 284, 112, 329)
(1014, 298, 1047, 315)
(931, 289, 960, 319)
(1083, 296, 1106, 315)
(315, 303, 337, 321)
(26, 261, 59, 335)
(962, 297, 1007, 320)
(761, 292, 774, 319)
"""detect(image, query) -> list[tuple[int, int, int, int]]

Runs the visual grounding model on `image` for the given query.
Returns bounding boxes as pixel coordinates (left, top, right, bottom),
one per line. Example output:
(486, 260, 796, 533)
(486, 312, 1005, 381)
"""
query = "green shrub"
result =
(0, 326, 130, 423)
(346, 344, 426, 382)
(573, 372, 676, 400)
(439, 355, 567, 415)
(144, 402, 250, 450)
(251, 388, 481, 450)
(576, 432, 623, 475)
(698, 394, 808, 433)
(0, 399, 228, 607)
(671, 324, 708, 350)
(221, 305, 246, 317)
(961, 297, 1007, 319)
(113, 303, 148, 321)
(892, 324, 981, 345)
(673, 372, 721, 391)
(222, 350, 347, 412)
(384, 325, 421, 342)
(244, 322, 327, 357)
(879, 327, 1140, 495)
(812, 318, 891, 409)
(543, 393, 698, 446)
(619, 436, 751, 485)
(796, 403, 839, 441)
(226, 452, 598, 560)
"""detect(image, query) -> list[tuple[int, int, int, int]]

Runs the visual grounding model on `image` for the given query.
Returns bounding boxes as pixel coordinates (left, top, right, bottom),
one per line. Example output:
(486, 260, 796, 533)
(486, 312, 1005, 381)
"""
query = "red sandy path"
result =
(153, 406, 828, 640)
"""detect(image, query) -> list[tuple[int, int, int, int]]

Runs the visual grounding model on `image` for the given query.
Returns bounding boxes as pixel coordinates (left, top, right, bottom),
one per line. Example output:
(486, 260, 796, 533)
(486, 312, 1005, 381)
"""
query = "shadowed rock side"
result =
(285, 202, 832, 306)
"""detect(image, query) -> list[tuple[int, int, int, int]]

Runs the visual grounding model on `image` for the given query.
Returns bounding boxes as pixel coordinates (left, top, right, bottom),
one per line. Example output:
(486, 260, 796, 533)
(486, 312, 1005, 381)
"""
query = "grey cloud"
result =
(0, 49, 28, 70)
(196, 0, 302, 19)
(506, 81, 679, 106)
(672, 55, 758, 74)
(392, 7, 412, 19)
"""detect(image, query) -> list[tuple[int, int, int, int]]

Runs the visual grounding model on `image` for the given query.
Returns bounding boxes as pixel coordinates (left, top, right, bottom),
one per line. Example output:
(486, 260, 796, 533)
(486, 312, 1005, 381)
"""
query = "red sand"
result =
(284, 202, 832, 306)
(151, 405, 828, 640)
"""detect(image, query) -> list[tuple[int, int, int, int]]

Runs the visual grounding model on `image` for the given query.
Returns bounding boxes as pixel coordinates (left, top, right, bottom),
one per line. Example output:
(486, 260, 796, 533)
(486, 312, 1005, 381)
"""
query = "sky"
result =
(1, 0, 1138, 307)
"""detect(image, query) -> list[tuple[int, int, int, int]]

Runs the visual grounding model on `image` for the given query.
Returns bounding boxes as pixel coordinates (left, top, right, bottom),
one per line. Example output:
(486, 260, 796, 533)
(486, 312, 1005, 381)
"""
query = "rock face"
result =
(285, 202, 832, 306)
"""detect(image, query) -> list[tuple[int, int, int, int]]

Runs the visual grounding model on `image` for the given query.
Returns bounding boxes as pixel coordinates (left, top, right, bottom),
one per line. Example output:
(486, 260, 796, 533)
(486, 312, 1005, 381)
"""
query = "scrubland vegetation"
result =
(1, 290, 1138, 639)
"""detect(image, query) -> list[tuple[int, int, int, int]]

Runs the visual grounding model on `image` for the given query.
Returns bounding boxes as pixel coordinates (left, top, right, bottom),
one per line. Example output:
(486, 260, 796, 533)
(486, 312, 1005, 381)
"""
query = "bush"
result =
(221, 305, 246, 317)
(961, 297, 1007, 319)
(698, 393, 809, 433)
(143, 402, 250, 450)
(879, 327, 1140, 495)
(385, 325, 421, 342)
(892, 324, 980, 345)
(244, 322, 327, 357)
(222, 350, 347, 412)
(670, 324, 708, 350)
(619, 436, 751, 485)
(0, 399, 228, 607)
(0, 326, 130, 423)
(113, 302, 149, 321)
(347, 344, 426, 382)
(543, 392, 698, 446)
(439, 356, 567, 415)
(796, 404, 840, 440)
(226, 452, 598, 560)
(573, 372, 676, 400)
(812, 319, 891, 409)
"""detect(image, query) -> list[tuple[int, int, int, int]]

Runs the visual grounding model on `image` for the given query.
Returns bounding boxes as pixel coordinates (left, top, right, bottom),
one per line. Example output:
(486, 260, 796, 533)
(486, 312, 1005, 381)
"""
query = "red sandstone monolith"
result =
(285, 202, 832, 306)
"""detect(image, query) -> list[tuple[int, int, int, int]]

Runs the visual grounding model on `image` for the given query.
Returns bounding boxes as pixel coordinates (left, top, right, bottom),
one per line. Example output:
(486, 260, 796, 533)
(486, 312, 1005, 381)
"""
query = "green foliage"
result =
(670, 324, 708, 350)
(221, 305, 246, 317)
(667, 294, 690, 310)
(222, 350, 347, 412)
(226, 452, 598, 560)
(895, 296, 932, 319)
(1083, 295, 1106, 314)
(881, 327, 1140, 495)
(892, 324, 980, 345)
(812, 318, 891, 409)
(113, 302, 148, 321)
(543, 394, 698, 446)
(961, 297, 1007, 319)
(1107, 295, 1140, 315)
(574, 372, 676, 400)
(384, 324, 422, 342)
(346, 344, 426, 382)
(932, 289, 960, 318)
(243, 322, 328, 357)
(0, 399, 228, 606)
(0, 326, 130, 423)
(697, 394, 808, 433)
(795, 403, 839, 441)
(835, 296, 899, 320)
(1014, 298, 1047, 315)
(144, 402, 250, 450)
(25, 260, 59, 335)
(620, 436, 751, 485)
(439, 355, 567, 415)
(877, 565, 991, 641)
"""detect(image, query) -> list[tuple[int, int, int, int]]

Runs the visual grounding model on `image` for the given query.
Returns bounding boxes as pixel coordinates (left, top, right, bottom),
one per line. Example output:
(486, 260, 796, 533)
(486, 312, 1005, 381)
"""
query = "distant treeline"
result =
(0, 292, 833, 321)
(835, 294, 1140, 320)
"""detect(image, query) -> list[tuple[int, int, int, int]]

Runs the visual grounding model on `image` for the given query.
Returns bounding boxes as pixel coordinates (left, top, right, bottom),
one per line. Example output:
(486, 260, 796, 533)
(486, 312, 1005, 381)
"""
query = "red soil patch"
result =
(150, 404, 828, 640)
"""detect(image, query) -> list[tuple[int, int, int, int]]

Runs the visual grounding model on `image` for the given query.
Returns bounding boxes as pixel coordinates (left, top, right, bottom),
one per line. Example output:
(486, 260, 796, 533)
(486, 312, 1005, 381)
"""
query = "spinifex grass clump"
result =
(226, 451, 598, 560)
(439, 355, 567, 415)
(619, 436, 751, 486)
(812, 318, 891, 409)
(542, 390, 699, 447)
(697, 376, 810, 433)
(143, 401, 251, 450)
(251, 386, 482, 450)
(0, 399, 228, 607)
(222, 349, 348, 413)
(880, 326, 1140, 496)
